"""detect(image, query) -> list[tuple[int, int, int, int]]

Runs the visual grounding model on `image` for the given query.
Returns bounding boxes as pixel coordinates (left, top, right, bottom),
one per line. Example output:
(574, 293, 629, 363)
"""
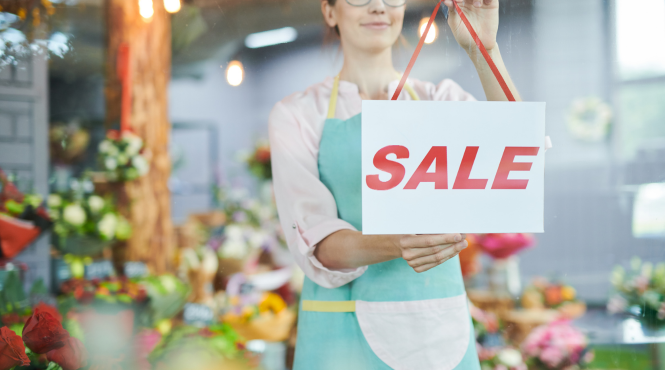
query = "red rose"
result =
(255, 147, 271, 163)
(46, 337, 87, 370)
(0, 313, 20, 326)
(22, 307, 70, 354)
(0, 326, 30, 369)
(34, 303, 62, 323)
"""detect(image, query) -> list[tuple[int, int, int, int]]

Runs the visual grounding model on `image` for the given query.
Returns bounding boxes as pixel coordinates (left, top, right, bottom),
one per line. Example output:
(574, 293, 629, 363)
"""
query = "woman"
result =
(269, 0, 519, 368)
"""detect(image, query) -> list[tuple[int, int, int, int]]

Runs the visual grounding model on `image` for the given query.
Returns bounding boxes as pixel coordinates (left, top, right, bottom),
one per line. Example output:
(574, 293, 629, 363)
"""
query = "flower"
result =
(63, 204, 86, 226)
(34, 302, 62, 323)
(540, 346, 564, 368)
(123, 132, 143, 156)
(0, 326, 30, 369)
(46, 336, 87, 370)
(104, 157, 118, 171)
(132, 155, 149, 175)
(477, 233, 535, 259)
(98, 213, 118, 240)
(88, 195, 105, 213)
(496, 348, 523, 367)
(22, 307, 70, 354)
(115, 216, 132, 240)
(47, 194, 62, 208)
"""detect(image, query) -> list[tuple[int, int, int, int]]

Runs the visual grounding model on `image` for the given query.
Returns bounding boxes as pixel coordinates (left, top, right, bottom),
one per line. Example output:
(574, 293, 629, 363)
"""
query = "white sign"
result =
(361, 101, 546, 234)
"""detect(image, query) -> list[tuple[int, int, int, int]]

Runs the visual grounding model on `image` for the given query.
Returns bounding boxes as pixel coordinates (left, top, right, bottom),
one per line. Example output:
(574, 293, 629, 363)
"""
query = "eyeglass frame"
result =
(344, 0, 406, 8)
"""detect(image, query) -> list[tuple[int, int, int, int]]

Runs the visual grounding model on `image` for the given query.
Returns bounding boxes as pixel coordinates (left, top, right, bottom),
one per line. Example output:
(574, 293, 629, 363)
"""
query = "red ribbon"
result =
(117, 43, 132, 132)
(392, 1, 515, 102)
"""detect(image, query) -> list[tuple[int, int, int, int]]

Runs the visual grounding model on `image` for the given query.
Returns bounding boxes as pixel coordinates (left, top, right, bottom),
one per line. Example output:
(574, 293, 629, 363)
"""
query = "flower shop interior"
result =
(0, 0, 664, 369)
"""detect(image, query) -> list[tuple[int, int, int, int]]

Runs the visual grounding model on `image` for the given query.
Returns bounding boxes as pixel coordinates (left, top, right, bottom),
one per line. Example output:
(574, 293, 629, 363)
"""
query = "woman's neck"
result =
(338, 46, 398, 100)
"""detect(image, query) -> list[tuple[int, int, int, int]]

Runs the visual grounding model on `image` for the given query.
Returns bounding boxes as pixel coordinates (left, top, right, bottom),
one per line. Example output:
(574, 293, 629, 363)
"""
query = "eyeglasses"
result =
(345, 0, 406, 8)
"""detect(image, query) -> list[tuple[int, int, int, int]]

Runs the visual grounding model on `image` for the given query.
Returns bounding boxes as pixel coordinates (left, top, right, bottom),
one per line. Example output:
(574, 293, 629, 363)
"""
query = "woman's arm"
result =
(315, 230, 468, 273)
(443, 0, 522, 102)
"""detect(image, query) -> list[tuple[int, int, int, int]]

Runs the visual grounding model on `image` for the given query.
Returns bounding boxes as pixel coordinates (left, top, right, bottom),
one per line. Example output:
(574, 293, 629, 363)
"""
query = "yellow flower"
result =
(561, 286, 576, 301)
(17, 8, 27, 20)
(259, 292, 287, 314)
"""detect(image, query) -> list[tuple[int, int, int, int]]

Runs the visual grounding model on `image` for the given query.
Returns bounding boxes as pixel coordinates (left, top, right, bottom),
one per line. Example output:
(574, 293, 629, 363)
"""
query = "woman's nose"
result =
(367, 0, 387, 13)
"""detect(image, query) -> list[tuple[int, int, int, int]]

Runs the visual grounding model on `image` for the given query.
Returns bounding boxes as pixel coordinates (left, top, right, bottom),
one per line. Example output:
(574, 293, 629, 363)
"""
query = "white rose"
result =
(98, 213, 118, 239)
(221, 239, 248, 259)
(132, 155, 149, 175)
(125, 135, 143, 156)
(201, 249, 219, 274)
(63, 204, 86, 226)
(225, 224, 244, 240)
(47, 194, 62, 208)
(88, 195, 105, 213)
(248, 231, 265, 249)
(497, 348, 523, 367)
(99, 140, 113, 154)
(105, 157, 118, 171)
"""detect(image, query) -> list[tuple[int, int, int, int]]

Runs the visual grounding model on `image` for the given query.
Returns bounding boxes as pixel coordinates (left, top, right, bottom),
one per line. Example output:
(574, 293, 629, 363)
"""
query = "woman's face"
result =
(322, 0, 405, 53)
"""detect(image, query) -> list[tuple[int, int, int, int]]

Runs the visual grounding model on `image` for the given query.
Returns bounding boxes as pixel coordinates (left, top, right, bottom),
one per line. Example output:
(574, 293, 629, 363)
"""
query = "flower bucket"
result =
(54, 235, 112, 257)
(0, 215, 41, 259)
(75, 307, 135, 353)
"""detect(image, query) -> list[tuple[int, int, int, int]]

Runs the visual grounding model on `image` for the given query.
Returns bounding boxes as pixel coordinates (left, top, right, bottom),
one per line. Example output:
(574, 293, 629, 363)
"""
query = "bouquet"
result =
(522, 320, 593, 370)
(60, 276, 147, 306)
(0, 169, 51, 259)
(478, 345, 526, 370)
(242, 140, 271, 181)
(98, 130, 150, 182)
(475, 233, 536, 260)
(48, 191, 131, 253)
(607, 257, 665, 327)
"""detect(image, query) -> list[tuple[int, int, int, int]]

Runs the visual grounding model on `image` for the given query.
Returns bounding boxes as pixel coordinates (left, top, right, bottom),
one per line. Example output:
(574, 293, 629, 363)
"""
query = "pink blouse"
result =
(268, 76, 476, 289)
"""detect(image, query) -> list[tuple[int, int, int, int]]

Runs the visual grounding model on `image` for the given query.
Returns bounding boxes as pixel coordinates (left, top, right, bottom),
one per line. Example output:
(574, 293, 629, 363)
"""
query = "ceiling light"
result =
(418, 18, 438, 44)
(139, 0, 154, 20)
(164, 0, 181, 13)
(226, 61, 244, 87)
(245, 27, 298, 49)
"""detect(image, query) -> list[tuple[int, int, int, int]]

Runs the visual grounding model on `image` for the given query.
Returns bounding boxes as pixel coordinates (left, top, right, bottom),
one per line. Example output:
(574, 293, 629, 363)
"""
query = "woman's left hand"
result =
(442, 0, 499, 53)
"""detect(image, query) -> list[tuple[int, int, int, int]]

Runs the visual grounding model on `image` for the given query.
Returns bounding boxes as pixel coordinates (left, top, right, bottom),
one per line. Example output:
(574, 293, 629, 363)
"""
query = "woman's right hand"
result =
(394, 233, 468, 273)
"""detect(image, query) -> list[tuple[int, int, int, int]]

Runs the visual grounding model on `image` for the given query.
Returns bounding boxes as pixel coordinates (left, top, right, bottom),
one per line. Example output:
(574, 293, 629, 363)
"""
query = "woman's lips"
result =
(361, 22, 391, 30)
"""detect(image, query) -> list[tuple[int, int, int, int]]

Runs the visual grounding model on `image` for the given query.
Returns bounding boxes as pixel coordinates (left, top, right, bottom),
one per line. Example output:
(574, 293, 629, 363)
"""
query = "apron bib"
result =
(292, 76, 480, 370)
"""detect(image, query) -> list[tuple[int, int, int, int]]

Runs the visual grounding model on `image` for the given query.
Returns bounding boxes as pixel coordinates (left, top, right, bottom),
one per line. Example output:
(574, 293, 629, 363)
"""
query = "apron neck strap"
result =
(327, 74, 420, 120)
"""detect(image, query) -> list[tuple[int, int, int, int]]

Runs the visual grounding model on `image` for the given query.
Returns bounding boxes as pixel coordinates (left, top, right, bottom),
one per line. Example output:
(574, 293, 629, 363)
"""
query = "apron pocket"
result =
(356, 293, 470, 370)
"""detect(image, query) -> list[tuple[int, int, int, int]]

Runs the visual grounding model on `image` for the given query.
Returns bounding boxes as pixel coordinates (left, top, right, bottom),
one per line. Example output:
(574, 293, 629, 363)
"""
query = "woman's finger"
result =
(412, 250, 461, 273)
(401, 233, 462, 249)
(406, 240, 467, 268)
(402, 243, 455, 260)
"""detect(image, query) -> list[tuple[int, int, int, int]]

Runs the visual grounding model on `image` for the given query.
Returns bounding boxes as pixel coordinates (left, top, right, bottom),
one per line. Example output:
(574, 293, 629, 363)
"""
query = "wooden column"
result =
(105, 0, 174, 274)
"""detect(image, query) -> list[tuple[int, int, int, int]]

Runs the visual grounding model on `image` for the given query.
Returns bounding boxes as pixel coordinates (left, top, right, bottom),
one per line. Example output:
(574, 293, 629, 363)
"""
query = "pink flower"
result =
(477, 233, 535, 259)
(540, 346, 564, 368)
(494, 365, 508, 370)
(607, 296, 627, 314)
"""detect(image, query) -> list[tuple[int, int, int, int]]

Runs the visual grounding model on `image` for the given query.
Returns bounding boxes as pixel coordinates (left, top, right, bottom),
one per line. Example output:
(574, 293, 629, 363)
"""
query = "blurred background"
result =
(0, 0, 664, 369)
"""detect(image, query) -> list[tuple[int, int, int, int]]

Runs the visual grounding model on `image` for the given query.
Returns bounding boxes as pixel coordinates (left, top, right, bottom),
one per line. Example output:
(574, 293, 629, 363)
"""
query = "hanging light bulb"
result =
(226, 61, 244, 87)
(418, 17, 438, 44)
(139, 0, 154, 20)
(164, 0, 181, 13)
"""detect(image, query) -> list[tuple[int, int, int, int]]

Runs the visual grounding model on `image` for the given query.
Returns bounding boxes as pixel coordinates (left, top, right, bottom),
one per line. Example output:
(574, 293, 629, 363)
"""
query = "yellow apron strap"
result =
(403, 83, 420, 101)
(302, 300, 356, 312)
(327, 75, 340, 119)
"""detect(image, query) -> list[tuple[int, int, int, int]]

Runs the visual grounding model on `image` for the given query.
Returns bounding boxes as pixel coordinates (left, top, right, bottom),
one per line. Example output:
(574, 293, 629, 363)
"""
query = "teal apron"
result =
(293, 76, 480, 370)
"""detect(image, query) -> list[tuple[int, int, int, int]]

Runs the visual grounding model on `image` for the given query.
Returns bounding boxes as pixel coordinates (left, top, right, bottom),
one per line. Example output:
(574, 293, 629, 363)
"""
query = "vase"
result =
(488, 256, 522, 297)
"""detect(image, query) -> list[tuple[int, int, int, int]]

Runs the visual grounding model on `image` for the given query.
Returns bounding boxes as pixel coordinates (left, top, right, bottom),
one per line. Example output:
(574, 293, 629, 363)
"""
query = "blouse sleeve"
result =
(269, 101, 368, 289)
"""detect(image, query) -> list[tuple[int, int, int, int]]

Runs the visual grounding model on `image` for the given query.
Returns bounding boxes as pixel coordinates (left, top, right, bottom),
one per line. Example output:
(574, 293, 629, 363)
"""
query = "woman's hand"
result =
(443, 0, 499, 54)
(395, 233, 468, 273)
